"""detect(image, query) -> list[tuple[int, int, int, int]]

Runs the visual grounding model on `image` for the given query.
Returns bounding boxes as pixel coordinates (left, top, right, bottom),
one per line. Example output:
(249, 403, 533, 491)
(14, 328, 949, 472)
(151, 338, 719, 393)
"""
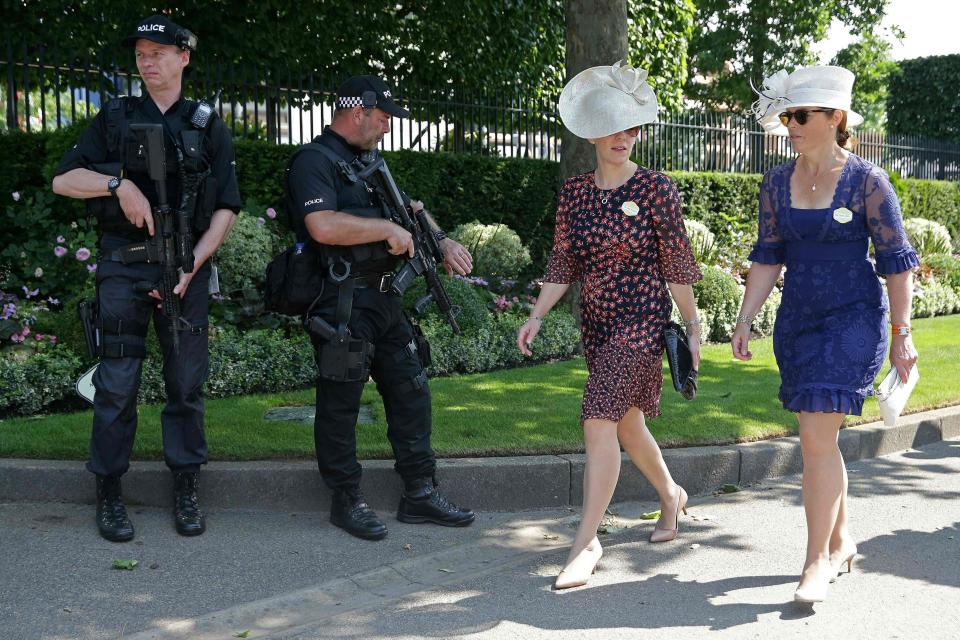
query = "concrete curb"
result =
(2, 406, 958, 512)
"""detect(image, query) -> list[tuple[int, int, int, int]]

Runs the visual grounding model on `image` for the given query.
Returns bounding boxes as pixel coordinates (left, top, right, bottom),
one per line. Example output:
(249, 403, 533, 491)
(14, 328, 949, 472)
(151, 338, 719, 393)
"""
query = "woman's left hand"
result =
(688, 331, 701, 370)
(890, 334, 918, 383)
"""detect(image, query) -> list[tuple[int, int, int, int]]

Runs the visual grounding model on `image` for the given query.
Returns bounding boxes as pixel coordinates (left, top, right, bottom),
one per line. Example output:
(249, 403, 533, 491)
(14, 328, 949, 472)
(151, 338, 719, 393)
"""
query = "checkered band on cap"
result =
(337, 96, 365, 108)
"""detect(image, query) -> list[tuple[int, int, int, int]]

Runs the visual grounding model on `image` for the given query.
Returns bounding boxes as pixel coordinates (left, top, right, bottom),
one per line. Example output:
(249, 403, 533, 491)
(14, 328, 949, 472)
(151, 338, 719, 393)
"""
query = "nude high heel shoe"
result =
(649, 487, 688, 543)
(794, 560, 835, 604)
(553, 538, 603, 590)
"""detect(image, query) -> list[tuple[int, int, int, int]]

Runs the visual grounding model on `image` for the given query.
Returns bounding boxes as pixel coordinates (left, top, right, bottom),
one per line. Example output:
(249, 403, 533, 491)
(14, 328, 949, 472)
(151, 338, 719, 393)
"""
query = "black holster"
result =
(77, 298, 100, 359)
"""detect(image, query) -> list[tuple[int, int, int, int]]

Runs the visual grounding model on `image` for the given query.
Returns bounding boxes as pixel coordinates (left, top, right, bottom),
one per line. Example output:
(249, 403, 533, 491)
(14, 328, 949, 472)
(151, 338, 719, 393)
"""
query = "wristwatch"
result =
(107, 176, 123, 195)
(892, 323, 911, 336)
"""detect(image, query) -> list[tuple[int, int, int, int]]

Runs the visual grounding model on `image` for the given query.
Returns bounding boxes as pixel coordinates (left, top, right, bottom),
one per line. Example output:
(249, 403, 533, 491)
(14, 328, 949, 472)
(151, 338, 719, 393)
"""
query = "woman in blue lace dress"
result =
(732, 66, 919, 604)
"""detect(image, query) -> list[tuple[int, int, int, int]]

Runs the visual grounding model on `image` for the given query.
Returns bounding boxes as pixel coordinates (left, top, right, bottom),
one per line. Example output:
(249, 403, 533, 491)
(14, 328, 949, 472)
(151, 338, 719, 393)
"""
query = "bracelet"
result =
(432, 229, 448, 243)
(891, 323, 911, 336)
(735, 313, 755, 325)
(528, 315, 544, 324)
(683, 318, 700, 329)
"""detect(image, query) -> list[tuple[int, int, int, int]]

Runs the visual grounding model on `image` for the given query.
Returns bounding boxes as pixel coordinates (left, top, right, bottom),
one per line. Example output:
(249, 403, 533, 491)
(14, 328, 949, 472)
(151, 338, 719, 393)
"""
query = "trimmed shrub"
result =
(402, 272, 491, 336)
(913, 278, 960, 319)
(450, 221, 532, 279)
(0, 347, 82, 417)
(755, 288, 781, 337)
(904, 217, 953, 258)
(693, 265, 742, 342)
(215, 211, 275, 295)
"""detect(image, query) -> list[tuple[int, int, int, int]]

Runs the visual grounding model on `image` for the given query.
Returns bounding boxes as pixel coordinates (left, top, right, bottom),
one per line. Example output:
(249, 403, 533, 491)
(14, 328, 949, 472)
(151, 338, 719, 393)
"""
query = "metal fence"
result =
(4, 41, 960, 180)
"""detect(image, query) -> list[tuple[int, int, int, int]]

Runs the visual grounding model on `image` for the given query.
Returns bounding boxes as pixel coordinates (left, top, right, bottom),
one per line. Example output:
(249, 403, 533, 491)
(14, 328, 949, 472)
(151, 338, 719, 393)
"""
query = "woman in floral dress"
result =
(734, 66, 918, 604)
(518, 62, 703, 590)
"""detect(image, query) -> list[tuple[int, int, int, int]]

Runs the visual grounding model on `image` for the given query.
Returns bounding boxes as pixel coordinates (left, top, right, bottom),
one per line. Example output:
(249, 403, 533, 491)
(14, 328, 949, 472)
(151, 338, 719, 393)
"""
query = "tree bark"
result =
(561, 0, 629, 180)
(561, 0, 628, 326)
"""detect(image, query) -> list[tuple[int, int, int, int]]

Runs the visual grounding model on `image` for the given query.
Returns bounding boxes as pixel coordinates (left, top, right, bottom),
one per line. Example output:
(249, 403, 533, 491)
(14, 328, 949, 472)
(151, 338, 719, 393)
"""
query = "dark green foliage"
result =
(895, 177, 960, 249)
(887, 55, 960, 144)
(830, 30, 899, 130)
(0, 130, 47, 199)
(0, 347, 82, 416)
(693, 265, 742, 342)
(922, 254, 960, 291)
(402, 274, 491, 337)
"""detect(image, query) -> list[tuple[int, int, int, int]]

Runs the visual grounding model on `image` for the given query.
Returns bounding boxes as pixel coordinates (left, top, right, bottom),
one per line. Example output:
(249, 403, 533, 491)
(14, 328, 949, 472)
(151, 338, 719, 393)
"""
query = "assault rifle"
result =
(129, 123, 190, 354)
(356, 153, 461, 334)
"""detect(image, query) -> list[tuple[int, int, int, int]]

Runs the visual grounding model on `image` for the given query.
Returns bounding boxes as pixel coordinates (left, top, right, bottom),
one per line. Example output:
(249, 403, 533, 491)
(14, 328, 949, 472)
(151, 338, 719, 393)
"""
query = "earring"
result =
(830, 124, 835, 129)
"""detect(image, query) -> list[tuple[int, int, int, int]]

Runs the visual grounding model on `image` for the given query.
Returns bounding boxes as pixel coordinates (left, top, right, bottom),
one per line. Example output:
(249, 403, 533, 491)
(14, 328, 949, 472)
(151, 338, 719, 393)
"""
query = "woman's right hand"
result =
(517, 318, 543, 356)
(731, 323, 752, 361)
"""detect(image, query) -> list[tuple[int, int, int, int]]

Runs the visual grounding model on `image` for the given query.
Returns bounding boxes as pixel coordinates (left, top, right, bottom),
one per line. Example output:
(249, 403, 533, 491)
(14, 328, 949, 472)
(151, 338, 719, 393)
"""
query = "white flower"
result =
(12, 191, 20, 202)
(34, 267, 44, 278)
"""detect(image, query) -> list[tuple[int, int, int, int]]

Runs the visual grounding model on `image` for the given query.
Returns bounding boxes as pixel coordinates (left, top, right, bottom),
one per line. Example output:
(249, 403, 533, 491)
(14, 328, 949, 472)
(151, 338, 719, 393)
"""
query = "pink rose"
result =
(49, 335, 58, 344)
(87, 264, 97, 273)
(56, 235, 66, 243)
(35, 333, 44, 341)
(266, 207, 277, 219)
(54, 246, 68, 257)
(75, 247, 91, 261)
(257, 217, 265, 226)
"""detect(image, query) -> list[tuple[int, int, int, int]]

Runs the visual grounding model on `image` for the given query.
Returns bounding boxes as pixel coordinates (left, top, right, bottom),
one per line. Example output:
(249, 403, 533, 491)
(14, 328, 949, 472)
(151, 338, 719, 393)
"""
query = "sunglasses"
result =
(778, 109, 832, 126)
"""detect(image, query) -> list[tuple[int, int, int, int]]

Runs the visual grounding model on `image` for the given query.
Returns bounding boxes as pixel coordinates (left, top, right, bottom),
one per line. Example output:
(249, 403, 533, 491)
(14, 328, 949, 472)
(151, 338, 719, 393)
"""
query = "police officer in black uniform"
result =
(52, 15, 241, 542)
(286, 76, 476, 540)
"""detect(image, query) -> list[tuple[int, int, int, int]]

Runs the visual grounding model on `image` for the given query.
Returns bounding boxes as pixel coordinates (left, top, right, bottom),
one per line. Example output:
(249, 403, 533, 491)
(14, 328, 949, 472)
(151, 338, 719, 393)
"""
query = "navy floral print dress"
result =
(749, 154, 919, 415)
(544, 168, 702, 423)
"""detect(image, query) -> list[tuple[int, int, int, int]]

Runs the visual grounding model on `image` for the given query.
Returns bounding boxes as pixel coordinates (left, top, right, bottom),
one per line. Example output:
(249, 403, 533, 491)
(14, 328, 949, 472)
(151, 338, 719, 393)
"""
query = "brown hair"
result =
(832, 110, 856, 150)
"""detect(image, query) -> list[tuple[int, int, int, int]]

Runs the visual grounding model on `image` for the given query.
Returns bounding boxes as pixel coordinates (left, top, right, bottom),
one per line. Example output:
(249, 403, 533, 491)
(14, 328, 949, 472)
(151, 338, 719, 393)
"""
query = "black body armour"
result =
(86, 96, 219, 237)
(286, 143, 398, 276)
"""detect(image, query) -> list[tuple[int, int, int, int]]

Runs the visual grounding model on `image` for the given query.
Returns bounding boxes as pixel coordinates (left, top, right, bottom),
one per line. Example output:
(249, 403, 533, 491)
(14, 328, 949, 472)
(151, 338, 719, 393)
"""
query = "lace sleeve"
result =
(864, 167, 919, 275)
(543, 182, 583, 284)
(748, 170, 786, 265)
(651, 174, 702, 284)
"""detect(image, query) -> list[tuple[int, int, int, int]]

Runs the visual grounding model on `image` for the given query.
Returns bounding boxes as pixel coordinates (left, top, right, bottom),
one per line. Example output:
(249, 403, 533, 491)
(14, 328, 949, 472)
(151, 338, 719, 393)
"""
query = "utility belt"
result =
(305, 262, 430, 385)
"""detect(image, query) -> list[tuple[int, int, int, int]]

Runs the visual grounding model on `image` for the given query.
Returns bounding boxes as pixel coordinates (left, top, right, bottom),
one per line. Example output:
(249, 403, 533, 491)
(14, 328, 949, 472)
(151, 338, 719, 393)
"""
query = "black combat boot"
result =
(172, 471, 206, 536)
(330, 487, 388, 540)
(95, 475, 135, 542)
(397, 477, 475, 527)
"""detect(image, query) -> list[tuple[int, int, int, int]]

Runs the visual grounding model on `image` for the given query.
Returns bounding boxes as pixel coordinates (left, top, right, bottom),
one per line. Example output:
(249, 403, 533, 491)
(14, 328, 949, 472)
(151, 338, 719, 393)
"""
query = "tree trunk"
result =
(561, 0, 629, 180)
(561, 0, 628, 326)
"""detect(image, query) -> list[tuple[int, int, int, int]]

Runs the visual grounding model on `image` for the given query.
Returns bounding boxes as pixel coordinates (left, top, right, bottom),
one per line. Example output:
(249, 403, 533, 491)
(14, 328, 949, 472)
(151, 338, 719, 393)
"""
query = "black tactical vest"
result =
(285, 142, 397, 273)
(86, 96, 219, 237)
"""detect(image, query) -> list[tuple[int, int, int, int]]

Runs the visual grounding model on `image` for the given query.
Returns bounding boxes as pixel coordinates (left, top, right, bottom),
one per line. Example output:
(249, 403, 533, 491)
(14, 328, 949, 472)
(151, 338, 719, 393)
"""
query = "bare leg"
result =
(829, 445, 857, 573)
(617, 407, 685, 531)
(795, 411, 846, 601)
(555, 418, 620, 589)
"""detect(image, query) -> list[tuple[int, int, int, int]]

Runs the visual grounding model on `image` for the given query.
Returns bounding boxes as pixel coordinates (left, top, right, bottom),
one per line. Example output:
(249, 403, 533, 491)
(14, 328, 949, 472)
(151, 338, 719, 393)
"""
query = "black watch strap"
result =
(107, 176, 122, 195)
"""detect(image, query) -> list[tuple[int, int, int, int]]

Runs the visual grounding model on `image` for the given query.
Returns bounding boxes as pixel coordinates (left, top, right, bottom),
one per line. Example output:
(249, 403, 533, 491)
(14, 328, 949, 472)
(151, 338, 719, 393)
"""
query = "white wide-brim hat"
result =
(748, 65, 864, 136)
(558, 61, 659, 139)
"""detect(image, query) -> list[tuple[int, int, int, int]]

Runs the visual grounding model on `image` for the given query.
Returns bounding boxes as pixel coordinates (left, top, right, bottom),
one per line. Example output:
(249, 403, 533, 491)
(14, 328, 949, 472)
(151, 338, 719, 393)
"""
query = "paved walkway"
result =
(2, 439, 958, 639)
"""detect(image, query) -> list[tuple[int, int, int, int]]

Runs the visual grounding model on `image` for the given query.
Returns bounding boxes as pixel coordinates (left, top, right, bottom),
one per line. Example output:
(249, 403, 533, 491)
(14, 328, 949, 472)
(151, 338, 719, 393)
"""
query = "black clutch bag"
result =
(663, 321, 698, 401)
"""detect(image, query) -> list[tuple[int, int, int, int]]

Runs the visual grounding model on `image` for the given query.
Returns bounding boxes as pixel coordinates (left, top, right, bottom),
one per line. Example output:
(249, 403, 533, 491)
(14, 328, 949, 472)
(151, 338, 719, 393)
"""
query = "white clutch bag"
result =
(876, 365, 919, 427)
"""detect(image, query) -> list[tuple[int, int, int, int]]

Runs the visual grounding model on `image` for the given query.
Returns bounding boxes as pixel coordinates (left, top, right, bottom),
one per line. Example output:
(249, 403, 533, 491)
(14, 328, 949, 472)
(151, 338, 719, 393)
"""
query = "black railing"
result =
(3, 42, 960, 179)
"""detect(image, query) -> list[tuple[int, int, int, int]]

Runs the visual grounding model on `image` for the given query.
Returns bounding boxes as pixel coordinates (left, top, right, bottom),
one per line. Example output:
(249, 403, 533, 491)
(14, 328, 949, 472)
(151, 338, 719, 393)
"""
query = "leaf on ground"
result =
(112, 559, 138, 571)
(721, 483, 741, 493)
(402, 544, 413, 551)
(234, 632, 251, 639)
(542, 534, 560, 540)
(640, 510, 661, 520)
(438, 568, 455, 573)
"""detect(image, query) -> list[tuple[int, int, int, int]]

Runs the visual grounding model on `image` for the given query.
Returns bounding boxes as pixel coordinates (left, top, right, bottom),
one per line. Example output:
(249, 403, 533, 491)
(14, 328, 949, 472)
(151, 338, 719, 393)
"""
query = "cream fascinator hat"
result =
(748, 65, 864, 136)
(558, 60, 659, 139)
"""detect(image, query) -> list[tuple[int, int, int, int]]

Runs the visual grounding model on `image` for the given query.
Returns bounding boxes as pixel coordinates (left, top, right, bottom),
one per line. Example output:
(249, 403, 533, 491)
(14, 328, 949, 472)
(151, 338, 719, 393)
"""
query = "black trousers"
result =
(87, 234, 210, 478)
(310, 285, 435, 490)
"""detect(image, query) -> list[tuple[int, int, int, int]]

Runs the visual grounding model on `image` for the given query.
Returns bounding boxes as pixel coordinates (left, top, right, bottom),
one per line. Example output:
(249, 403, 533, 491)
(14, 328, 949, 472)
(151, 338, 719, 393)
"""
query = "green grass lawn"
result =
(2, 315, 958, 461)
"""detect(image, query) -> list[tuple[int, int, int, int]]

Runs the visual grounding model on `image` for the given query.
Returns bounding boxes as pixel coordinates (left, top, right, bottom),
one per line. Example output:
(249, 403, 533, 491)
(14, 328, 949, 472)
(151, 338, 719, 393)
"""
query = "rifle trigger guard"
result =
(328, 258, 351, 283)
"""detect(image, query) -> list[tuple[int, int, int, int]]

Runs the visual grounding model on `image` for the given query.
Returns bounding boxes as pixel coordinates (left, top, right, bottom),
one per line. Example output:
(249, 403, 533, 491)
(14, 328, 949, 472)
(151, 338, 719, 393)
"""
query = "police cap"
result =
(121, 15, 197, 52)
(336, 76, 411, 118)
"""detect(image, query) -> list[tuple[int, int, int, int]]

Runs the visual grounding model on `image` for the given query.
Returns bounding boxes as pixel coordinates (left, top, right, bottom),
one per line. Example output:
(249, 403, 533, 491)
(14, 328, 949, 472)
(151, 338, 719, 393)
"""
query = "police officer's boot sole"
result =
(330, 510, 388, 540)
(174, 519, 206, 537)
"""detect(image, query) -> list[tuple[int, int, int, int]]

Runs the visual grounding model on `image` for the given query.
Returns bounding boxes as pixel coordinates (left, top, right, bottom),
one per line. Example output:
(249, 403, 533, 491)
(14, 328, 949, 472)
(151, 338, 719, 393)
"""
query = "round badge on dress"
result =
(833, 207, 853, 224)
(621, 201, 639, 217)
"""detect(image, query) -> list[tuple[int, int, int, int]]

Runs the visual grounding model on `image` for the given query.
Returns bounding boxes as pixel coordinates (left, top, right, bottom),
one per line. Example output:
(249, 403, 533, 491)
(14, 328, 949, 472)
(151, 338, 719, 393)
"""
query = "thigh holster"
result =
(316, 336, 375, 383)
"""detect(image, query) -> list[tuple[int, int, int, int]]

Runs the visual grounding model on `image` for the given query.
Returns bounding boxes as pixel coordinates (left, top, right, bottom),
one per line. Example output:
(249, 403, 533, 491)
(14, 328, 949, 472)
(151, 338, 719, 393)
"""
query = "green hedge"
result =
(4, 128, 960, 286)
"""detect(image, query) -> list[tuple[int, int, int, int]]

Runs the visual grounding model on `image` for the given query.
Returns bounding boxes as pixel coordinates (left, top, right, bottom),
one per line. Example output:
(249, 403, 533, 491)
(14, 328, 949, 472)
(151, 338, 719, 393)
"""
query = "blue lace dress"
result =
(749, 154, 919, 415)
